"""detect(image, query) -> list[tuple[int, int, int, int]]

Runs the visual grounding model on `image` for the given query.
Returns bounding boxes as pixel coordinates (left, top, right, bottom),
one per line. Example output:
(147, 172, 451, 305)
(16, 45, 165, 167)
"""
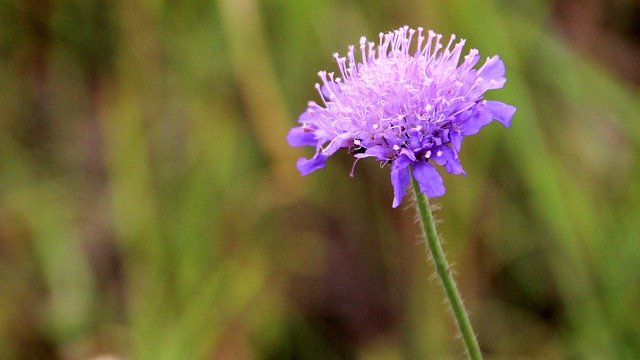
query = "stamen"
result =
(360, 36, 368, 65)
(349, 158, 360, 177)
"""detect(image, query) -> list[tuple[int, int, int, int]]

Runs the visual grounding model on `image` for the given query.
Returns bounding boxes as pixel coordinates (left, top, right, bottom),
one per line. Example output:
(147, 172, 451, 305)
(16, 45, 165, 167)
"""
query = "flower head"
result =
(287, 26, 516, 207)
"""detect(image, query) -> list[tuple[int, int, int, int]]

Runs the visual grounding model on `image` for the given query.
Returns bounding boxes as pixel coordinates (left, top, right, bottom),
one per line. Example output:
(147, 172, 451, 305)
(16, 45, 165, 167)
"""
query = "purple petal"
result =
(408, 130, 422, 149)
(430, 146, 449, 166)
(296, 152, 328, 175)
(429, 146, 465, 175)
(412, 161, 445, 197)
(461, 107, 493, 136)
(443, 146, 465, 175)
(450, 131, 463, 152)
(444, 157, 465, 175)
(354, 145, 390, 160)
(287, 127, 318, 147)
(323, 137, 352, 156)
(390, 161, 411, 208)
(394, 153, 413, 169)
(477, 56, 506, 85)
(400, 148, 416, 161)
(486, 100, 516, 127)
(467, 56, 506, 98)
(298, 102, 322, 123)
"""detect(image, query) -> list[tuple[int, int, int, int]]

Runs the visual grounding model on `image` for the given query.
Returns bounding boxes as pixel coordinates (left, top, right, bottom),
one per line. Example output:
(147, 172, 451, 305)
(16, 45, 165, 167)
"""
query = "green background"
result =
(1, 0, 639, 358)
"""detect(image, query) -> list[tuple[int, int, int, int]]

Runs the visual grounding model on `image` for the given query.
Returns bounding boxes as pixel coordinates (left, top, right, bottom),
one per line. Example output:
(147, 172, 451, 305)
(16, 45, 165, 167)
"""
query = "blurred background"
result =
(1, 0, 639, 359)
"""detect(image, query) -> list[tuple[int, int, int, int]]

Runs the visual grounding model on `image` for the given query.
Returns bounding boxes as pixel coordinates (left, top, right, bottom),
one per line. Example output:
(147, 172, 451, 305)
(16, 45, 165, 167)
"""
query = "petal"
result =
(390, 161, 411, 208)
(430, 146, 449, 166)
(394, 153, 413, 169)
(354, 145, 390, 160)
(298, 102, 323, 123)
(486, 100, 516, 127)
(429, 145, 464, 174)
(400, 148, 416, 161)
(444, 157, 465, 175)
(450, 131, 463, 152)
(477, 55, 506, 85)
(412, 161, 446, 198)
(444, 146, 465, 175)
(468, 56, 506, 98)
(296, 152, 328, 176)
(408, 130, 422, 149)
(323, 136, 352, 156)
(461, 107, 493, 136)
(287, 127, 318, 147)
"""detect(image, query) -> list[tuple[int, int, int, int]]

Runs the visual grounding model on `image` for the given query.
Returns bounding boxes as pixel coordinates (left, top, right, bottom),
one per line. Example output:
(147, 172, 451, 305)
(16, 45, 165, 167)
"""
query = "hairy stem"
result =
(411, 175, 483, 360)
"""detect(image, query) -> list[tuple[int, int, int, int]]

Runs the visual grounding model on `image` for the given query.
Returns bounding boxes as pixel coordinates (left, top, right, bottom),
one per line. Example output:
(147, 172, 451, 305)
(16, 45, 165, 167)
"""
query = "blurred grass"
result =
(1, 0, 639, 359)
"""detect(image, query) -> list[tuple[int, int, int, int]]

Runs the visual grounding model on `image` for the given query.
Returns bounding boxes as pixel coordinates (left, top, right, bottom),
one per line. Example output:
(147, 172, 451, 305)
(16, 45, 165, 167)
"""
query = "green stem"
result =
(411, 175, 483, 360)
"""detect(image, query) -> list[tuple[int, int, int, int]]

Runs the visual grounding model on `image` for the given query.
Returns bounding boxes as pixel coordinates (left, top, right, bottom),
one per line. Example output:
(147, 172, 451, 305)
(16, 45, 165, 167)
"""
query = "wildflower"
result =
(287, 26, 515, 207)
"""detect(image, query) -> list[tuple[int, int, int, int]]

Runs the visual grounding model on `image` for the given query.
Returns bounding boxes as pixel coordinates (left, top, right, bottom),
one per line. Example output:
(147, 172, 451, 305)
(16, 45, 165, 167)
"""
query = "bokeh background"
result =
(1, 0, 639, 359)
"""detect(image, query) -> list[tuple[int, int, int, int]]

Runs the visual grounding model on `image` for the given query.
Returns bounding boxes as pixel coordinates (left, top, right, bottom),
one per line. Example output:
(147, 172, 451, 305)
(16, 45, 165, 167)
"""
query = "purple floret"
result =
(287, 26, 516, 207)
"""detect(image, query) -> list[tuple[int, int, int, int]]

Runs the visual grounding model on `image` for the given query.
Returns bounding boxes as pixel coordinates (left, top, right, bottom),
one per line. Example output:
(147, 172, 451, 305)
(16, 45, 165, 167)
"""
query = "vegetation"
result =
(1, 0, 638, 358)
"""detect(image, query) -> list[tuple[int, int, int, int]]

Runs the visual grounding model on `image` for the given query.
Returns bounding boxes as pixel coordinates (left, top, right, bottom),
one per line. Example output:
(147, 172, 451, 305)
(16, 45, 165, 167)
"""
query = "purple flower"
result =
(287, 26, 516, 207)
